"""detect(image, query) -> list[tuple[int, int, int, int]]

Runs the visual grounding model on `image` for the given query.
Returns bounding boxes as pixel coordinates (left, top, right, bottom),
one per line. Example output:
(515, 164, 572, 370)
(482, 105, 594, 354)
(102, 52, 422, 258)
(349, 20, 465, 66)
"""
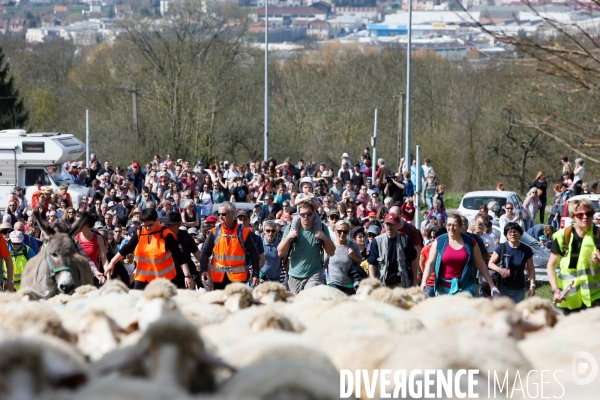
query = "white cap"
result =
(107, 201, 115, 207)
(9, 231, 24, 244)
(2, 214, 11, 223)
(342, 152, 349, 158)
(299, 177, 314, 189)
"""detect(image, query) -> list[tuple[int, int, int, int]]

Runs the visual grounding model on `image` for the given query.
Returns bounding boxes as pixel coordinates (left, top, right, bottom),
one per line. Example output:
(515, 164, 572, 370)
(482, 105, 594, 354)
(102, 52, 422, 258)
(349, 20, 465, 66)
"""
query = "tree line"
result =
(0, 2, 597, 194)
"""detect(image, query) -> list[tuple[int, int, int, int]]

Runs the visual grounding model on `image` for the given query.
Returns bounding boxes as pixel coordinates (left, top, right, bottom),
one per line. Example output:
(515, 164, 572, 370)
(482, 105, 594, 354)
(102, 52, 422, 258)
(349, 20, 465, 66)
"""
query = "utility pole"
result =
(372, 109, 378, 183)
(85, 110, 89, 167)
(264, 0, 269, 161)
(131, 86, 139, 160)
(404, 0, 413, 174)
(397, 93, 405, 168)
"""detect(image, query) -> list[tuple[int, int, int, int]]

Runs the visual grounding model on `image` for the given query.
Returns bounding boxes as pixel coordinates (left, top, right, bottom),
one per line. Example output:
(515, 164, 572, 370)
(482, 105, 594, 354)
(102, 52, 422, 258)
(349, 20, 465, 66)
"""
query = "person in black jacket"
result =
(259, 194, 282, 224)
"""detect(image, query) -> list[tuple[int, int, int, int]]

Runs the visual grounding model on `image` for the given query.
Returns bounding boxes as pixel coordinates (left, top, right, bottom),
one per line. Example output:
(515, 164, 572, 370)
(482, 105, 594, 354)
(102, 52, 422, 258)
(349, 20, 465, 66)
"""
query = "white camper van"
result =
(0, 129, 89, 212)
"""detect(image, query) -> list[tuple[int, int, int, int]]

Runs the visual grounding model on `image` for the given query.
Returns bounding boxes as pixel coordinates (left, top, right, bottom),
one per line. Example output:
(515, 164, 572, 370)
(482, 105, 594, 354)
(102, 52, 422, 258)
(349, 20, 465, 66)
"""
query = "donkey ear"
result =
(68, 212, 93, 238)
(34, 210, 55, 238)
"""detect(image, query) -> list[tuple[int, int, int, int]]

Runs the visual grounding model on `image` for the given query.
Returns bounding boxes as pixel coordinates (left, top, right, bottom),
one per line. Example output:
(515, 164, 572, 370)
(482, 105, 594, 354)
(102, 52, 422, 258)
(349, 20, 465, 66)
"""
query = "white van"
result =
(0, 129, 88, 212)
(457, 190, 524, 222)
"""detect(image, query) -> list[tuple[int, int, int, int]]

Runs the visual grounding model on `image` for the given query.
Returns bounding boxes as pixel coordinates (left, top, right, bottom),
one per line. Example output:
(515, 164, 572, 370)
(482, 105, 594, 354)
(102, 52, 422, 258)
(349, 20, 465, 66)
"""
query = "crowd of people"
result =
(0, 151, 598, 315)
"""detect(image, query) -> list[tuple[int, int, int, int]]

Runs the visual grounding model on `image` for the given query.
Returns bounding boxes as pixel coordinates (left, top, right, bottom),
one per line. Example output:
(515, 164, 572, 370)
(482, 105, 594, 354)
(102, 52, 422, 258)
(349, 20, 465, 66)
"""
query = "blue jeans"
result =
(499, 283, 526, 304)
(425, 285, 435, 297)
(425, 197, 433, 210)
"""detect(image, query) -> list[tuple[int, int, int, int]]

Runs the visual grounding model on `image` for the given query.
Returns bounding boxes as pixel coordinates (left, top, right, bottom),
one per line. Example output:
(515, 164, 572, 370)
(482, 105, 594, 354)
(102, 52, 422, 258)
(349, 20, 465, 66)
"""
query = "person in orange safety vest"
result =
(199, 201, 260, 289)
(105, 208, 194, 290)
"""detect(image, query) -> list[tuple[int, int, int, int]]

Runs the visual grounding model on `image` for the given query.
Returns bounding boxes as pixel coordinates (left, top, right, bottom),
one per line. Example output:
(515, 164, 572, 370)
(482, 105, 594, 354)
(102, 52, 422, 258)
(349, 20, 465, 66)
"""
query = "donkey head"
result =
(33, 211, 93, 295)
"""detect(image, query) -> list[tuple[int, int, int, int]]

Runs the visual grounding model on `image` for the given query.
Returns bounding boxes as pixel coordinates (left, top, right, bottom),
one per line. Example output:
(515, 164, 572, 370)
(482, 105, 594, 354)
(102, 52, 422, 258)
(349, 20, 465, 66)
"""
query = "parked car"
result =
(458, 191, 524, 222)
(560, 194, 600, 229)
(490, 222, 549, 282)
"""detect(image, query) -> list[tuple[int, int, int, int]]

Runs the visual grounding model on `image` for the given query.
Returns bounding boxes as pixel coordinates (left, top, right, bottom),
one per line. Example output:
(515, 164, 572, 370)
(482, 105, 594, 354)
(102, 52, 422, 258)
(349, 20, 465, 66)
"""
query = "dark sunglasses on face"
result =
(329, 215, 339, 220)
(574, 211, 594, 219)
(217, 212, 229, 217)
(264, 229, 276, 233)
(337, 230, 349, 235)
(299, 212, 313, 218)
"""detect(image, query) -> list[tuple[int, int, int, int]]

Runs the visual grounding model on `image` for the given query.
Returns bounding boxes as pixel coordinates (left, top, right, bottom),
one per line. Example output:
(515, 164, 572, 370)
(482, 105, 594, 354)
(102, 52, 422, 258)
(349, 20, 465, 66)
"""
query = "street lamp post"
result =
(264, 0, 269, 161)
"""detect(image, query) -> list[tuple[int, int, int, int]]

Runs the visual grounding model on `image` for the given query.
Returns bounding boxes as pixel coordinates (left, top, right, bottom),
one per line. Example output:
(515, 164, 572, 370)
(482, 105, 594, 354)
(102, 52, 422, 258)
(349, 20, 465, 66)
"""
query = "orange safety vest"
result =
(133, 223, 177, 283)
(210, 223, 249, 283)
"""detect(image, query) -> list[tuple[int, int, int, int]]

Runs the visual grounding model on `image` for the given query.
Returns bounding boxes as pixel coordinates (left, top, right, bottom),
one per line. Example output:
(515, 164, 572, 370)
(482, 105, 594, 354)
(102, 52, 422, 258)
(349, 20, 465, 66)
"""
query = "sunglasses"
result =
(217, 212, 229, 217)
(329, 215, 339, 220)
(337, 230, 349, 235)
(264, 229, 276, 233)
(574, 211, 594, 219)
(114, 230, 122, 233)
(299, 212, 313, 218)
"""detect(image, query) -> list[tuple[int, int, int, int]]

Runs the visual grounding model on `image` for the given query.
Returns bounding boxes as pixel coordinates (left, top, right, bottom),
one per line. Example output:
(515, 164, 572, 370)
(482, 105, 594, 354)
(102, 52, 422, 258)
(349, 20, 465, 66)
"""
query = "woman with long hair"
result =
(530, 171, 548, 223)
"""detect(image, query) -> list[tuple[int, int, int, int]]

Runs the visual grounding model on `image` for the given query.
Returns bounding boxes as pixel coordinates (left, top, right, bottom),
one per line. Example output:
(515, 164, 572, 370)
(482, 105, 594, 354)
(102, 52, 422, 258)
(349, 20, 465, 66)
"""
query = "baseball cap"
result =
(132, 162, 140, 167)
(107, 201, 115, 207)
(342, 152, 349, 158)
(366, 225, 381, 235)
(198, 157, 204, 164)
(594, 212, 600, 220)
(9, 231, 24, 244)
(328, 209, 340, 217)
(236, 209, 250, 218)
(384, 213, 400, 225)
(368, 211, 377, 217)
(188, 227, 198, 235)
(205, 215, 218, 224)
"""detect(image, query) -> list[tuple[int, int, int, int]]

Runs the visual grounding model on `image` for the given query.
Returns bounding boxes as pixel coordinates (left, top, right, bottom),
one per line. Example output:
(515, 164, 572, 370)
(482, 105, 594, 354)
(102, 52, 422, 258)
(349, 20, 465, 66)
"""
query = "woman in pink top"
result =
(421, 214, 498, 297)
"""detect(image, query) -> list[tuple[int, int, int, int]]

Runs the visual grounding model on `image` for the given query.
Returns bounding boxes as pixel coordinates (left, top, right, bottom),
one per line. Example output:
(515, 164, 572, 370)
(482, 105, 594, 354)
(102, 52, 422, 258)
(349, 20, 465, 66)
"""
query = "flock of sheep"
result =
(1, 279, 599, 400)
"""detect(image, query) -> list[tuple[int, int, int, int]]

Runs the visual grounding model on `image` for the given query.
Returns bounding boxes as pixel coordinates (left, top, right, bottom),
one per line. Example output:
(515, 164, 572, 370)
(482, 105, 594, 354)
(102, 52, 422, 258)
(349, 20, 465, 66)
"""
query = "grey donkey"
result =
(20, 211, 94, 298)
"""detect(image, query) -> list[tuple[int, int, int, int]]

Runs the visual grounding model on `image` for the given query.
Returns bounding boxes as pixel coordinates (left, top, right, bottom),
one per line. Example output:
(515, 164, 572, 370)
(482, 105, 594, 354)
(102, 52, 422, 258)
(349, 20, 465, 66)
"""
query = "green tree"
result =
(0, 47, 28, 129)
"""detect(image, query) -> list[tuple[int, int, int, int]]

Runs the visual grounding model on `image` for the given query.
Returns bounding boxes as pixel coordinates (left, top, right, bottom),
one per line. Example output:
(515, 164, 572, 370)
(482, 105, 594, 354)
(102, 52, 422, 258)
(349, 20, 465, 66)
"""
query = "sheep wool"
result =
(252, 281, 292, 305)
(0, 302, 72, 342)
(515, 296, 559, 328)
(97, 280, 130, 296)
(223, 283, 255, 312)
(365, 287, 412, 309)
(142, 278, 178, 300)
(219, 359, 339, 400)
(292, 284, 348, 303)
(355, 277, 382, 300)
(0, 339, 46, 399)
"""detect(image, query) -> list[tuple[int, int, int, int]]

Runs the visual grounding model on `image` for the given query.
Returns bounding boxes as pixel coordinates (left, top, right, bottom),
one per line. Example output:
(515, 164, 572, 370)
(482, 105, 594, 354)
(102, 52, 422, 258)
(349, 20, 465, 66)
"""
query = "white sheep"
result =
(410, 295, 543, 339)
(71, 309, 128, 362)
(364, 287, 412, 309)
(97, 279, 130, 295)
(0, 336, 88, 399)
(178, 303, 230, 327)
(219, 359, 339, 400)
(0, 301, 73, 342)
(222, 282, 258, 312)
(380, 326, 533, 392)
(515, 296, 560, 328)
(292, 284, 348, 302)
(354, 277, 382, 300)
(312, 299, 425, 335)
(214, 329, 337, 371)
(93, 314, 231, 395)
(252, 282, 293, 305)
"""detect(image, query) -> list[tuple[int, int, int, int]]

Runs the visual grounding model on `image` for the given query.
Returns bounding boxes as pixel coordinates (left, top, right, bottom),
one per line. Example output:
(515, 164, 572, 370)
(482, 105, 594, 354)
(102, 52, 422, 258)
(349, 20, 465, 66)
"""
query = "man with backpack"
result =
(199, 202, 260, 289)
(277, 201, 335, 294)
